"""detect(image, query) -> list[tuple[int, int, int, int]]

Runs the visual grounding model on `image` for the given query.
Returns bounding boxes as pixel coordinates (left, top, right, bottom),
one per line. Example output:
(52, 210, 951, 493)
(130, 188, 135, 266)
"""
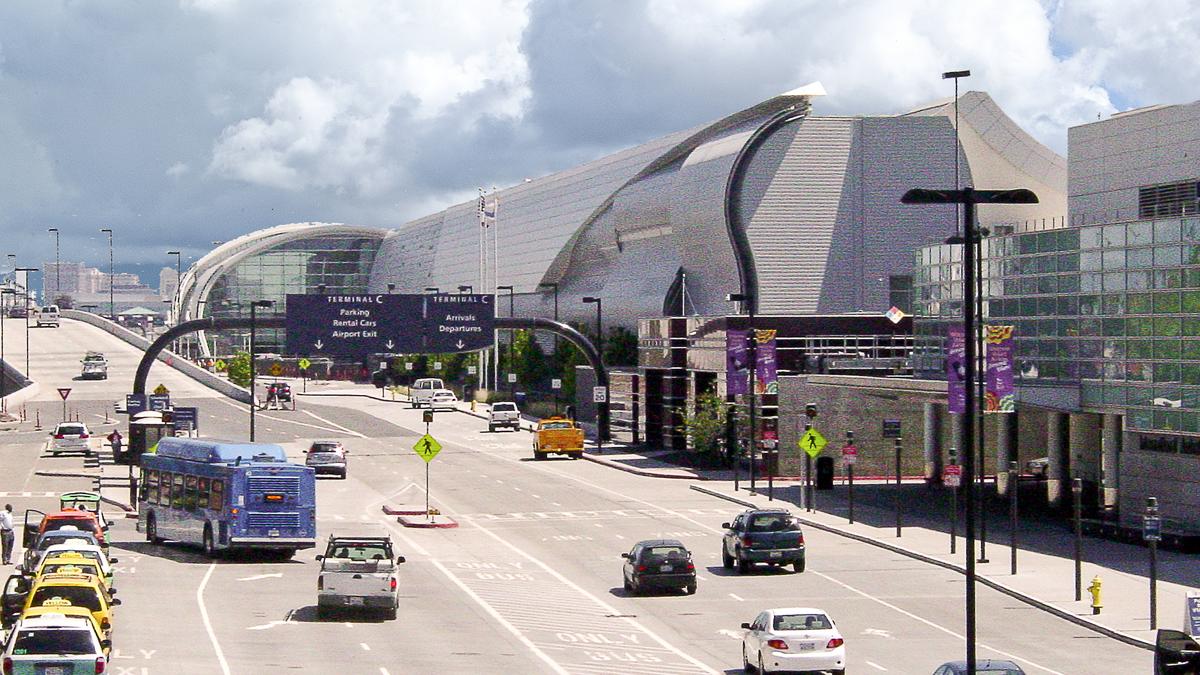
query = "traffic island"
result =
(381, 505, 427, 516)
(396, 513, 458, 529)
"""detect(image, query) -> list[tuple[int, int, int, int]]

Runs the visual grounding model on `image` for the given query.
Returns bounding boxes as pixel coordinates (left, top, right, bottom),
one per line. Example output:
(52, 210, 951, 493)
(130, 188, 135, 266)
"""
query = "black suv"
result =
(721, 508, 806, 573)
(621, 539, 696, 595)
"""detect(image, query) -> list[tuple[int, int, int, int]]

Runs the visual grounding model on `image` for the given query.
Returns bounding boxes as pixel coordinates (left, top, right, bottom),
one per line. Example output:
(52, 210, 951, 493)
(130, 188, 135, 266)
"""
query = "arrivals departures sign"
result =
(284, 293, 495, 359)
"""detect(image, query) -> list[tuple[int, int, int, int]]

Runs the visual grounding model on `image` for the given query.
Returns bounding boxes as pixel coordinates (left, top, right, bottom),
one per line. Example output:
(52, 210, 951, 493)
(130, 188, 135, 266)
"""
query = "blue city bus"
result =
(137, 437, 316, 557)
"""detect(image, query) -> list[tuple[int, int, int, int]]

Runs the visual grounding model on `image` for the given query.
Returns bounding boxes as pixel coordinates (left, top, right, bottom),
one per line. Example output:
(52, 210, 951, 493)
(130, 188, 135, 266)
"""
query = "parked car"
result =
(35, 305, 60, 328)
(20, 528, 103, 573)
(533, 416, 584, 460)
(80, 352, 108, 380)
(25, 543, 117, 589)
(932, 660, 1026, 674)
(488, 402, 521, 432)
(721, 508, 806, 573)
(267, 381, 292, 402)
(409, 378, 445, 408)
(305, 440, 348, 478)
(7, 306, 27, 319)
(741, 607, 845, 675)
(1, 612, 109, 673)
(49, 422, 91, 455)
(429, 389, 458, 412)
(316, 533, 406, 619)
(21, 508, 109, 557)
(621, 539, 696, 595)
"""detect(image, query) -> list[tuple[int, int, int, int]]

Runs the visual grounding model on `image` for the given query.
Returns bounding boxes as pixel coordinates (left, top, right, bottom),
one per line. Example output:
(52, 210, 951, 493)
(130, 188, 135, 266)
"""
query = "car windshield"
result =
(327, 544, 391, 561)
(774, 613, 832, 630)
(11, 628, 96, 655)
(748, 514, 801, 532)
(40, 534, 98, 549)
(542, 422, 572, 430)
(311, 443, 339, 452)
(42, 563, 99, 576)
(641, 546, 688, 563)
(57, 425, 86, 435)
(30, 588, 102, 612)
(48, 551, 102, 566)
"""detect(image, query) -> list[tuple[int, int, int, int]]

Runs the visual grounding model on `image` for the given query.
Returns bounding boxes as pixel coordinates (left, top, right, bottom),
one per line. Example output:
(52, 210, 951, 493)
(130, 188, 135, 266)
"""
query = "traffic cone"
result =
(34, 410, 41, 431)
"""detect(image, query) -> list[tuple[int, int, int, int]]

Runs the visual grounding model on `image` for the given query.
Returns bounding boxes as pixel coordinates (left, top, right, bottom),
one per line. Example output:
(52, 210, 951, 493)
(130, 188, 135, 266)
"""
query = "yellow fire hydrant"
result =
(1087, 575, 1103, 614)
(470, 399, 477, 412)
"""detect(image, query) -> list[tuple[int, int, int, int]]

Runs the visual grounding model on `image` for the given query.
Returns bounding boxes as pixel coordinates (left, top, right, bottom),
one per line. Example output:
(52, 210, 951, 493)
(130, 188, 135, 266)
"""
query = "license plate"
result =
(345, 597, 363, 606)
(45, 668, 65, 675)
(798, 643, 815, 651)
(770, 551, 782, 558)
(661, 565, 673, 572)
(269, 529, 280, 537)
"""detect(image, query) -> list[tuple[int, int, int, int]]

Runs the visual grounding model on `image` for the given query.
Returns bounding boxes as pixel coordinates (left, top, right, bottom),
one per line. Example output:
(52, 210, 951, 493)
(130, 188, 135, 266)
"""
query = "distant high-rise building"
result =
(160, 267, 179, 300)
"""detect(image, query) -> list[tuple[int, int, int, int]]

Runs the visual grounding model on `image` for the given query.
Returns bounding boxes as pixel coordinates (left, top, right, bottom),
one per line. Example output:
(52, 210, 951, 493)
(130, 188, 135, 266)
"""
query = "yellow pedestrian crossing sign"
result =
(799, 428, 827, 458)
(298, 358, 311, 370)
(413, 434, 442, 463)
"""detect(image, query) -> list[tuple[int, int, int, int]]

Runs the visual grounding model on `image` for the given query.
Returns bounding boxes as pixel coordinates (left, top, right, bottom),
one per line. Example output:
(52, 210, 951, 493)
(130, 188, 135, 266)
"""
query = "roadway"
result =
(0, 318, 1152, 674)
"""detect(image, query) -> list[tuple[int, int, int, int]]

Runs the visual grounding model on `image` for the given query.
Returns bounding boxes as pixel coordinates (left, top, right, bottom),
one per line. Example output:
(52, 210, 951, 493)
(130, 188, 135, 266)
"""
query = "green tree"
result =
(678, 391, 729, 459)
(603, 325, 638, 367)
(512, 330, 550, 386)
(227, 351, 252, 388)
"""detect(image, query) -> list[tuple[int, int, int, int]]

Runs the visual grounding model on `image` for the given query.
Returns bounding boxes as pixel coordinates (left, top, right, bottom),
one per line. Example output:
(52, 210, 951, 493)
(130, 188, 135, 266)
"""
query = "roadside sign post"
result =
(945, 448, 961, 554)
(412, 429, 443, 522)
(593, 387, 608, 453)
(1145, 497, 1161, 630)
(1009, 461, 1019, 575)
(799, 412, 825, 513)
(842, 431, 857, 524)
(57, 388, 71, 422)
(894, 437, 903, 538)
(1073, 477, 1084, 602)
(552, 378, 561, 415)
(298, 357, 311, 393)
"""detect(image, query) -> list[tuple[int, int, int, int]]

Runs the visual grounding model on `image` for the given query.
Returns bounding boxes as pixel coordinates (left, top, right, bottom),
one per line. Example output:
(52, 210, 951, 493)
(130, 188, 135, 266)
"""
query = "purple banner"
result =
(947, 325, 966, 414)
(985, 325, 1016, 413)
(726, 329, 750, 396)
(755, 330, 778, 395)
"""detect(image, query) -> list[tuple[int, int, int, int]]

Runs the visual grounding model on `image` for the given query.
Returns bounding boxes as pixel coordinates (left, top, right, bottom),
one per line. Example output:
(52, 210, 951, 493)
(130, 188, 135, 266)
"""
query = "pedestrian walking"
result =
(0, 503, 15, 565)
(108, 429, 123, 459)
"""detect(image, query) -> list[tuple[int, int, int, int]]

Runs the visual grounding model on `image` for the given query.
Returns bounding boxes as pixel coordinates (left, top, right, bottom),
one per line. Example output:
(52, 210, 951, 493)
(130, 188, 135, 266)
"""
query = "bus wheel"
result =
(203, 526, 216, 557)
(146, 514, 162, 544)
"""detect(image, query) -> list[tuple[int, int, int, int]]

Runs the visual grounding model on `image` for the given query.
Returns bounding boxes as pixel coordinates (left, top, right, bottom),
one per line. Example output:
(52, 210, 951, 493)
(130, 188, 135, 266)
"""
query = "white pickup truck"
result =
(316, 534, 406, 619)
(80, 352, 108, 380)
(488, 402, 521, 432)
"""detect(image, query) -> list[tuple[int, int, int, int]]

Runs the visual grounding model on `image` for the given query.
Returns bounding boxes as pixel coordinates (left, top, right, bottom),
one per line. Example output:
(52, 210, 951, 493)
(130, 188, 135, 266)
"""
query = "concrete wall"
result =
(62, 310, 250, 403)
(1118, 440, 1200, 532)
(0, 358, 37, 413)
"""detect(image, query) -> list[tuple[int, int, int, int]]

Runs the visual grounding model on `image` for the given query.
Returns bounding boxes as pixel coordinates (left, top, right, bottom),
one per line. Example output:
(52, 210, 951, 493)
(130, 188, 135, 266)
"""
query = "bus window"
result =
(184, 475, 198, 510)
(211, 479, 224, 511)
(156, 472, 170, 506)
(172, 474, 184, 508)
(198, 477, 210, 510)
(142, 470, 157, 503)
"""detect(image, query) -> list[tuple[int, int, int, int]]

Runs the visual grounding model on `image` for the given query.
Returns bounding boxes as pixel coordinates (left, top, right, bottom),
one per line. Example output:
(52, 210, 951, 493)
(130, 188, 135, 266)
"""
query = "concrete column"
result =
(996, 411, 1018, 495)
(1101, 413, 1122, 510)
(1045, 410, 1071, 507)
(923, 401, 943, 482)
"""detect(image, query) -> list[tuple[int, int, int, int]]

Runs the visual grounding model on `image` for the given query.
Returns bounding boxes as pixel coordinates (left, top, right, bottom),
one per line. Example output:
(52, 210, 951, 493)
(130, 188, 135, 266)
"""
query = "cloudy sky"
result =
(0, 0, 1196, 280)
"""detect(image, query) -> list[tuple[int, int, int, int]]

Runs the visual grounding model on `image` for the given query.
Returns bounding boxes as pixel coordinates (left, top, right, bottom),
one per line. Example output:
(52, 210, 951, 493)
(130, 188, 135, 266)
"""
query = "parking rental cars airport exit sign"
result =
(284, 293, 495, 359)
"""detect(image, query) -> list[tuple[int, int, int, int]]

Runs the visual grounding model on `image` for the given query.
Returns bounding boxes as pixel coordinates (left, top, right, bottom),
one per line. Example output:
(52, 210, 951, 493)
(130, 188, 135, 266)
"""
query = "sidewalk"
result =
(582, 446, 1198, 651)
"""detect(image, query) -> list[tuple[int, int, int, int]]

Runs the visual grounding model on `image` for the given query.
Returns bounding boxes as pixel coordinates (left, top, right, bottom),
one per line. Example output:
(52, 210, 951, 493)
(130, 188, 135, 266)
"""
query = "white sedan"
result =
(741, 607, 845, 674)
(429, 389, 459, 412)
(50, 422, 92, 455)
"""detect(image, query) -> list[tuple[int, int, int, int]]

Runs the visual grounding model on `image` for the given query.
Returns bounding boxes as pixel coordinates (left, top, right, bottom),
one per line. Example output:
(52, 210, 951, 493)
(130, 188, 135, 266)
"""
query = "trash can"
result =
(816, 456, 835, 490)
(515, 391, 527, 406)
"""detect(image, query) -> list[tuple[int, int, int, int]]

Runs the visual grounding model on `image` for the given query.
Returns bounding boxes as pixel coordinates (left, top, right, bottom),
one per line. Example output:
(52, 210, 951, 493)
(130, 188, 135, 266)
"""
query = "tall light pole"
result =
(47, 228, 60, 305)
(497, 285, 515, 395)
(166, 251, 182, 354)
(903, 186, 1038, 675)
(100, 228, 114, 319)
(727, 293, 757, 493)
(539, 282, 560, 412)
(248, 299, 274, 441)
(15, 267, 38, 378)
(0, 288, 13, 411)
(582, 296, 604, 450)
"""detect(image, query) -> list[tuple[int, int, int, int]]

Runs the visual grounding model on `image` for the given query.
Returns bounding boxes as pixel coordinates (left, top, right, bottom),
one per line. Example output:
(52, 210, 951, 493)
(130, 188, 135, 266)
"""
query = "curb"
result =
(581, 452, 710, 481)
(35, 470, 100, 479)
(381, 505, 428, 517)
(688, 484, 1155, 652)
(396, 514, 458, 529)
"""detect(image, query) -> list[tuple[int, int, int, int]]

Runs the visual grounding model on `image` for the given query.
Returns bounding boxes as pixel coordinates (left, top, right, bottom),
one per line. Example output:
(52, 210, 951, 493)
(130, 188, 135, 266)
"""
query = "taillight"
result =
(95, 656, 106, 673)
(684, 562, 694, 570)
(3, 656, 12, 675)
(55, 434, 65, 439)
(389, 577, 397, 591)
(798, 534, 805, 546)
(80, 434, 89, 439)
(317, 575, 324, 590)
(637, 565, 647, 572)
(766, 639, 788, 650)
(742, 536, 753, 548)
(826, 637, 844, 649)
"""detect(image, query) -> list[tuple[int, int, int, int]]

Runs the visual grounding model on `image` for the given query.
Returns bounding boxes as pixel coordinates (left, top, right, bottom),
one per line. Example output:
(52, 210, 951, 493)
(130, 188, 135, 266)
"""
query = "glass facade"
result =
(202, 237, 382, 355)
(914, 216, 1200, 436)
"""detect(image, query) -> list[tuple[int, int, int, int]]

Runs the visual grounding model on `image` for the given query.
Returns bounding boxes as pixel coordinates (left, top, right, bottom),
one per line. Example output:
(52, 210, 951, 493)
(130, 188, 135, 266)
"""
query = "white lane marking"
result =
(811, 570, 1064, 675)
(615, 534, 625, 539)
(466, 515, 718, 674)
(237, 572, 282, 582)
(302, 409, 368, 438)
(717, 629, 742, 640)
(728, 593, 745, 602)
(431, 559, 569, 675)
(380, 669, 390, 675)
(863, 627, 893, 639)
(197, 563, 231, 675)
(593, 523, 604, 528)
(513, 486, 522, 492)
(531, 494, 542, 499)
(247, 620, 294, 630)
(360, 643, 371, 651)
(865, 661, 888, 671)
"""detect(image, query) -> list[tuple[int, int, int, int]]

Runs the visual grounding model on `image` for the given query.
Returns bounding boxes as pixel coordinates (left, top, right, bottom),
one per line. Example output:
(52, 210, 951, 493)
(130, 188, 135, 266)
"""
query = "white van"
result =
(409, 378, 445, 408)
(36, 305, 60, 327)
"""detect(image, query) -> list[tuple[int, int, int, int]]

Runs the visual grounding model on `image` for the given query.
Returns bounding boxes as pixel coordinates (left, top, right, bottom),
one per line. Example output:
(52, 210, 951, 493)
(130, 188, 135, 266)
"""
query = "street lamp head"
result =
(942, 69, 971, 79)
(497, 284, 514, 292)
(251, 300, 274, 309)
(48, 228, 58, 233)
(537, 282, 558, 289)
(725, 293, 751, 303)
(167, 250, 181, 255)
(387, 283, 396, 293)
(100, 228, 112, 234)
(424, 287, 439, 293)
(582, 296, 600, 304)
(457, 285, 473, 293)
(317, 284, 326, 294)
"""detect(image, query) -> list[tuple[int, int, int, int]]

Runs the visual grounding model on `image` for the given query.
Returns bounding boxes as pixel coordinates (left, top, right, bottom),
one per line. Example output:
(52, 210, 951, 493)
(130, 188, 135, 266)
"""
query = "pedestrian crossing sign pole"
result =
(413, 427, 442, 520)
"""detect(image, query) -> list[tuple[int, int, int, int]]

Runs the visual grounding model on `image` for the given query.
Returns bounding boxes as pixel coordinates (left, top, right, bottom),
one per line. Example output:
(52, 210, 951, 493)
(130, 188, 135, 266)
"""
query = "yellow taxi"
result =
(33, 555, 113, 591)
(21, 572, 119, 641)
(19, 599, 111, 653)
